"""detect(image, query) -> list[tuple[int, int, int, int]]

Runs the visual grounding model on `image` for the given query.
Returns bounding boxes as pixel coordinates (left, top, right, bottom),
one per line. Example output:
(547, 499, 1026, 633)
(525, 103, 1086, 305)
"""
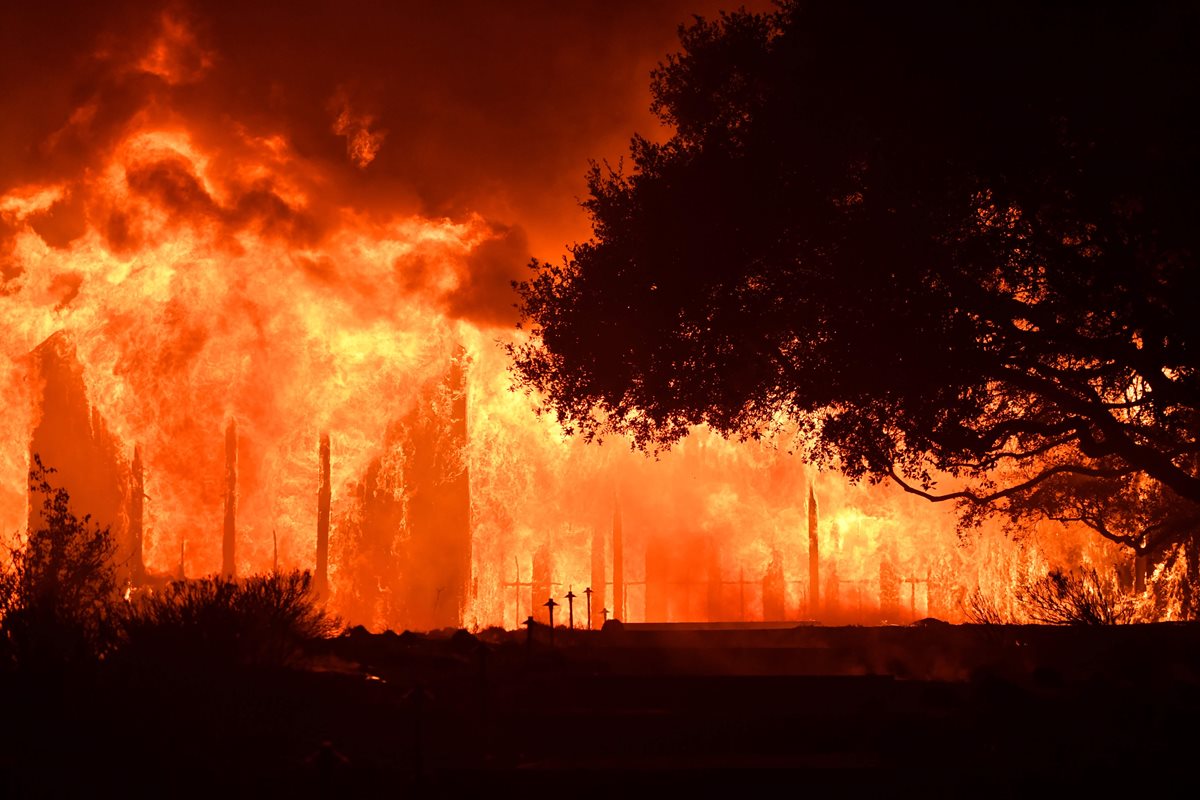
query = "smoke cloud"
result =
(2, 0, 764, 325)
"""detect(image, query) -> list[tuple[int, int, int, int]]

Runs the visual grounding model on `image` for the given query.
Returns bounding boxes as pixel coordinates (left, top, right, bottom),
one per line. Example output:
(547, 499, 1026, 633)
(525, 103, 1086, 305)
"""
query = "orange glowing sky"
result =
(2, 1, 776, 304)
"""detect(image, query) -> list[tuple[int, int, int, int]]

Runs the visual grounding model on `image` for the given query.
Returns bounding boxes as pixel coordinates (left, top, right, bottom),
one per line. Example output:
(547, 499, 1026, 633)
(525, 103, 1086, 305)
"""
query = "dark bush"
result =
(961, 588, 1010, 626)
(0, 456, 121, 672)
(1016, 567, 1134, 625)
(122, 570, 339, 667)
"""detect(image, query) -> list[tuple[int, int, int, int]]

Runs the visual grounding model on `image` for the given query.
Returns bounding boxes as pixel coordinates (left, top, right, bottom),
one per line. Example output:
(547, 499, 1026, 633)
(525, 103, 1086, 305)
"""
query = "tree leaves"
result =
(510, 0, 1200, 556)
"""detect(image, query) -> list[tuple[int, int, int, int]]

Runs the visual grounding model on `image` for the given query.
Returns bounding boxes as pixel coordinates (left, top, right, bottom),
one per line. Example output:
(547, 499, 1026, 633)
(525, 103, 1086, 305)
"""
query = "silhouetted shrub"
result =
(1016, 567, 1134, 625)
(961, 588, 1011, 625)
(122, 570, 339, 667)
(0, 456, 121, 672)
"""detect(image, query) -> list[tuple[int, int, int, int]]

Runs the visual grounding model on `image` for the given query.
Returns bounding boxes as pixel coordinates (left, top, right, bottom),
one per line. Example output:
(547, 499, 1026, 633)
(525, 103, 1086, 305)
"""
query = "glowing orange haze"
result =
(0, 7, 1116, 631)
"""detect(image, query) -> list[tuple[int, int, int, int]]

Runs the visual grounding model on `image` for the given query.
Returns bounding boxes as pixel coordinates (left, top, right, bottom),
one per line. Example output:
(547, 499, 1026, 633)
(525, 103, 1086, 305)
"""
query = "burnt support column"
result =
(316, 432, 331, 597)
(808, 483, 819, 617)
(222, 419, 237, 580)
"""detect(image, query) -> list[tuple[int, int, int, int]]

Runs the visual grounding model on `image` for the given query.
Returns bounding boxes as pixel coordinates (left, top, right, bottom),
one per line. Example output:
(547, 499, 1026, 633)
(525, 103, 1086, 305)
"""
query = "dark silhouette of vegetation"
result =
(963, 567, 1135, 625)
(122, 570, 339, 667)
(2, 455, 337, 675)
(961, 588, 1010, 626)
(0, 455, 120, 672)
(1016, 568, 1135, 626)
(510, 1, 1200, 563)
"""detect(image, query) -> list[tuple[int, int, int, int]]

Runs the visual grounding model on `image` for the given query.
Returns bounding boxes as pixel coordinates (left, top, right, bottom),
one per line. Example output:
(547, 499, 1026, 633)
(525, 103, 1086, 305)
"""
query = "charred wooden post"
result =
(130, 445, 146, 585)
(544, 597, 558, 645)
(808, 483, 819, 617)
(584, 586, 593, 630)
(315, 432, 331, 597)
(222, 418, 237, 579)
(612, 496, 624, 621)
(565, 589, 576, 630)
(903, 575, 926, 618)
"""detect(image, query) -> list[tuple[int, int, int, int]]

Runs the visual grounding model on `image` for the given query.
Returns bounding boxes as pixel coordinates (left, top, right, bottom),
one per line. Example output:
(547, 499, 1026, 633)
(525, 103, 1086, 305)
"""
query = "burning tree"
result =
(510, 2, 1200, 592)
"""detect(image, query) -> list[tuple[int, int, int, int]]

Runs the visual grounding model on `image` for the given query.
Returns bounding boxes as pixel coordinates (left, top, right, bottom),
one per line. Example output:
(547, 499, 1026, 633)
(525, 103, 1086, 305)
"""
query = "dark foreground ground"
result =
(4, 620, 1200, 798)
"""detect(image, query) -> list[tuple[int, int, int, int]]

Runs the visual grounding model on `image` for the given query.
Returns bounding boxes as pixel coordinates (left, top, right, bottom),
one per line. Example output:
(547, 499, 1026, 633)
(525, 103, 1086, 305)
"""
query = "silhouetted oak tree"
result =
(511, 2, 1200, 558)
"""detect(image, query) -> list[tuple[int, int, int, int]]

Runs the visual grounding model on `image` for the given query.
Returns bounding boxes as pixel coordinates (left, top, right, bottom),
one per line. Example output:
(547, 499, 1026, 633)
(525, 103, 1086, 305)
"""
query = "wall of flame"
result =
(0, 5, 1122, 629)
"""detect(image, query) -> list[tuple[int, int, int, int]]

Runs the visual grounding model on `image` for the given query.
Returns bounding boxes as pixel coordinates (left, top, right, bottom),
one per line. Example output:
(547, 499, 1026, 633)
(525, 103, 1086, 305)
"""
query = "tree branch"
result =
(887, 463, 1126, 505)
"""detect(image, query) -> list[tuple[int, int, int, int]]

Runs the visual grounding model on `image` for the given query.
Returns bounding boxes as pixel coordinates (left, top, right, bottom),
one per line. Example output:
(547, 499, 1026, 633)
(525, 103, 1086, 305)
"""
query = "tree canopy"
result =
(511, 1, 1200, 558)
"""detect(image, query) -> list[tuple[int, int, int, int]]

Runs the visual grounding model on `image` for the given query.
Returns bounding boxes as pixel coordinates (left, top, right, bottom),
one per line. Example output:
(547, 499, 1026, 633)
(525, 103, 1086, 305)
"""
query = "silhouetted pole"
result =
(316, 432, 331, 597)
(584, 586, 593, 630)
(544, 597, 558, 646)
(808, 483, 819, 617)
(602, 607, 610, 624)
(222, 418, 237, 579)
(613, 496, 624, 621)
(566, 589, 576, 630)
(130, 445, 146, 584)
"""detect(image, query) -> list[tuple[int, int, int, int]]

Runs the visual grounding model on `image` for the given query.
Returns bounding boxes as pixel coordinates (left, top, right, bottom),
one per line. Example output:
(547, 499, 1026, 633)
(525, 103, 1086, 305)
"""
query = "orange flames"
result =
(0, 9, 1125, 631)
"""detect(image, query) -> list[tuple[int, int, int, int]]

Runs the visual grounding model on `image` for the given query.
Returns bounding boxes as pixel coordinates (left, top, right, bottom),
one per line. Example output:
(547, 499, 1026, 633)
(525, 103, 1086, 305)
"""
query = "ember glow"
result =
(1, 4, 1125, 631)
